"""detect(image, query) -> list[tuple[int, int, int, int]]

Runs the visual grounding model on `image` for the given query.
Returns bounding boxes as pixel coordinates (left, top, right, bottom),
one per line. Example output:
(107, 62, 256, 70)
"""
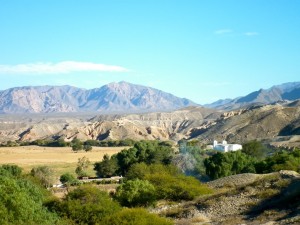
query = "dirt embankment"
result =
(154, 171, 300, 225)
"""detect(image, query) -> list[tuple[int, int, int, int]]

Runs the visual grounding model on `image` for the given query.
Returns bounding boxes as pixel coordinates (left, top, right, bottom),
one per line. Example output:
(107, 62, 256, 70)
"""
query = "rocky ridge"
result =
(205, 82, 300, 110)
(0, 81, 196, 113)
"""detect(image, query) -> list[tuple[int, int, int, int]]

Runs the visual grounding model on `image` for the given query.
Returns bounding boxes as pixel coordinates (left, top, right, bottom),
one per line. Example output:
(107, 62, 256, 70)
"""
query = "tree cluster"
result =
(0, 164, 173, 225)
(204, 140, 300, 180)
(94, 140, 174, 177)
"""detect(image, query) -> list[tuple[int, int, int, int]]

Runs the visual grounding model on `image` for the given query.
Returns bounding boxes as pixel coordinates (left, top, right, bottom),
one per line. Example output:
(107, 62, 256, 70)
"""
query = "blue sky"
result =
(0, 0, 299, 104)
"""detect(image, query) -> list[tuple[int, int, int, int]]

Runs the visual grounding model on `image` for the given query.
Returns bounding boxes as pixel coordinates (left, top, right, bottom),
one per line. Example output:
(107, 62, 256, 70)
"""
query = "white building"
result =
(213, 140, 242, 152)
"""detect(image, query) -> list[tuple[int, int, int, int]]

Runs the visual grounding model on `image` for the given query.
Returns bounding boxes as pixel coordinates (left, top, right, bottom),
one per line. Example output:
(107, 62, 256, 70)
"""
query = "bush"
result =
(115, 179, 156, 207)
(126, 163, 212, 201)
(102, 208, 173, 225)
(59, 173, 77, 185)
(147, 173, 212, 201)
(1, 164, 22, 177)
(56, 185, 121, 224)
(31, 166, 55, 188)
(83, 144, 92, 152)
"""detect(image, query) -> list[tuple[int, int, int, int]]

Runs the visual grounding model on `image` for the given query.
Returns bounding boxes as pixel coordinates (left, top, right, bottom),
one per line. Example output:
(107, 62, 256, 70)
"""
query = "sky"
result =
(0, 0, 299, 104)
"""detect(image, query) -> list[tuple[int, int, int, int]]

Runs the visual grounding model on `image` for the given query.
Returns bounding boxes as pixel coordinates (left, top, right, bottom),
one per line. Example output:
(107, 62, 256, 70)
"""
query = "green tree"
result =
(242, 140, 269, 160)
(0, 170, 59, 225)
(115, 140, 174, 175)
(59, 173, 77, 185)
(255, 149, 300, 173)
(31, 166, 55, 188)
(115, 179, 156, 207)
(84, 139, 100, 146)
(71, 138, 83, 152)
(204, 151, 256, 180)
(75, 156, 90, 177)
(94, 154, 119, 178)
(83, 144, 93, 152)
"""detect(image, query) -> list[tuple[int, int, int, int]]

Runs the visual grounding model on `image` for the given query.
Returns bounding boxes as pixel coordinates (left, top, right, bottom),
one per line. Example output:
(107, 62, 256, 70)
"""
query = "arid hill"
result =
(193, 104, 300, 147)
(1, 103, 300, 148)
(0, 106, 221, 143)
(154, 170, 300, 225)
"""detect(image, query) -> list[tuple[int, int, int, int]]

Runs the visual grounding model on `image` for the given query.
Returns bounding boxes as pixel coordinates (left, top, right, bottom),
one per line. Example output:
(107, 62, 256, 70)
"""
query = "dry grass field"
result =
(0, 145, 127, 178)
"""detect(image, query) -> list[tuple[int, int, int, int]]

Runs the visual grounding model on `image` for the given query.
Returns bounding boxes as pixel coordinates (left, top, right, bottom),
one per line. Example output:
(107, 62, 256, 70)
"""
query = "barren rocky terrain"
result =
(1, 102, 300, 148)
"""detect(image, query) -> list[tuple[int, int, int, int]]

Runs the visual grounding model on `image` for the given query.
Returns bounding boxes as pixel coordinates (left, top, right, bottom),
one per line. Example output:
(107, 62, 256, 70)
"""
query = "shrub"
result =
(126, 163, 212, 201)
(1, 164, 22, 177)
(147, 173, 212, 201)
(115, 179, 156, 207)
(59, 173, 77, 185)
(102, 208, 173, 225)
(56, 185, 121, 224)
(31, 166, 55, 188)
(83, 144, 92, 152)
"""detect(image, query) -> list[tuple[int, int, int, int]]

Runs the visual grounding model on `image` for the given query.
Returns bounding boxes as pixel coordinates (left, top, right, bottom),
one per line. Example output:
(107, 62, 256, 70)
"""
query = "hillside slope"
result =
(155, 171, 300, 225)
(0, 106, 221, 143)
(194, 104, 300, 145)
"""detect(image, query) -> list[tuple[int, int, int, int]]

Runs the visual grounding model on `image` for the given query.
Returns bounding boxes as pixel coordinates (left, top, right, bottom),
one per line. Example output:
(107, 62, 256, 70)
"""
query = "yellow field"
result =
(0, 145, 126, 178)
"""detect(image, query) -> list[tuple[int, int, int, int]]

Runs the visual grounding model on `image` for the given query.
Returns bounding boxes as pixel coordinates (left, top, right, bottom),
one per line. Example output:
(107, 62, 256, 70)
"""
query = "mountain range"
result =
(1, 81, 300, 114)
(0, 81, 196, 114)
(205, 82, 300, 110)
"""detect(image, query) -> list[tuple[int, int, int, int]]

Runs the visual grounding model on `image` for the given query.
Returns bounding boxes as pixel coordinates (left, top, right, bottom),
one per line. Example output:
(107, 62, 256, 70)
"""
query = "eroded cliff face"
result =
(1, 104, 300, 148)
(0, 106, 220, 142)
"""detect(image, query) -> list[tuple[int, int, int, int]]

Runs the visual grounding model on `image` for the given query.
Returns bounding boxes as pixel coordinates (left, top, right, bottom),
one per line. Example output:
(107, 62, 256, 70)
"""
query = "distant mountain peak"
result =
(205, 81, 300, 110)
(0, 82, 197, 114)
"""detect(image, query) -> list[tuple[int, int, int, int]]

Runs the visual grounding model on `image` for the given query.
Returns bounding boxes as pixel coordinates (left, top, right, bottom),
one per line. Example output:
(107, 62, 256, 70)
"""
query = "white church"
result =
(213, 140, 242, 152)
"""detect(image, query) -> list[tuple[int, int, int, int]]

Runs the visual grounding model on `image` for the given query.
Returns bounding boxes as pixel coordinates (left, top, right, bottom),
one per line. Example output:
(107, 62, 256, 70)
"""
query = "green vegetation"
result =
(1, 140, 223, 224)
(0, 166, 60, 225)
(0, 138, 137, 148)
(125, 163, 212, 201)
(94, 140, 174, 177)
(94, 154, 119, 178)
(204, 151, 256, 180)
(101, 208, 173, 225)
(115, 179, 156, 207)
(51, 185, 122, 224)
(255, 149, 300, 173)
(242, 140, 270, 160)
(46, 184, 173, 225)
(31, 166, 56, 188)
(94, 140, 211, 202)
(59, 173, 78, 185)
(204, 140, 300, 180)
(75, 156, 90, 177)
